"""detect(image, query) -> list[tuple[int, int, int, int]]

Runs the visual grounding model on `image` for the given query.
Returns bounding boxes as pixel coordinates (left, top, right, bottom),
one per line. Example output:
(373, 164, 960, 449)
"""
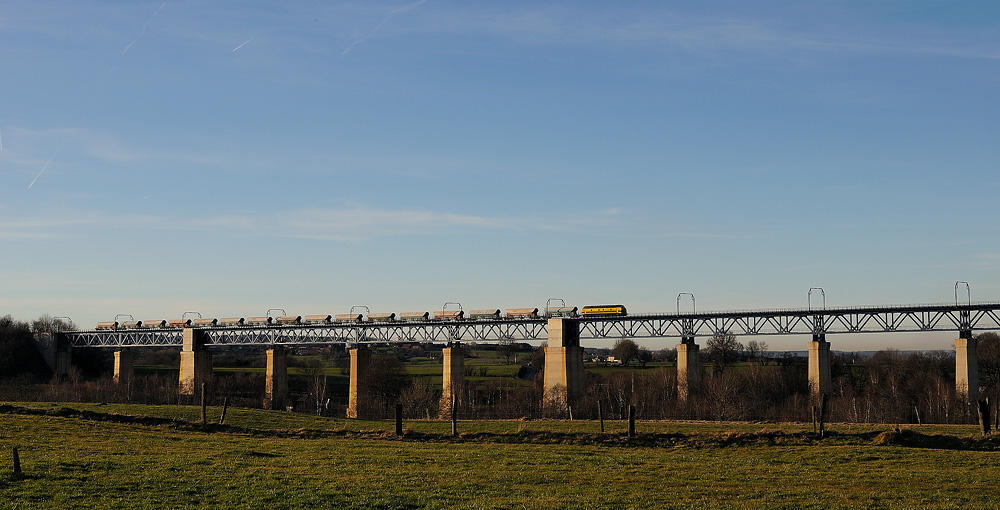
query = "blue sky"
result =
(2, 1, 998, 350)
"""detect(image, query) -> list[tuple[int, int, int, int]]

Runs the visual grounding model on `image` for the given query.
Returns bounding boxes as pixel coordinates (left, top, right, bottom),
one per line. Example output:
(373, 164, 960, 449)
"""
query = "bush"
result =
(0, 315, 50, 378)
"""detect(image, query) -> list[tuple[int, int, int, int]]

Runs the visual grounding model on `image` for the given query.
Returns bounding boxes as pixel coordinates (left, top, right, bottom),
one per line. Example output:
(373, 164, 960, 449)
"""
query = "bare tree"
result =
(612, 338, 640, 367)
(705, 332, 744, 374)
(0, 315, 50, 378)
(304, 359, 328, 415)
(497, 338, 518, 365)
(977, 332, 1000, 422)
(654, 348, 677, 363)
(746, 340, 769, 365)
(977, 333, 1000, 388)
(361, 355, 412, 417)
(636, 346, 652, 367)
(530, 342, 546, 368)
(31, 314, 76, 333)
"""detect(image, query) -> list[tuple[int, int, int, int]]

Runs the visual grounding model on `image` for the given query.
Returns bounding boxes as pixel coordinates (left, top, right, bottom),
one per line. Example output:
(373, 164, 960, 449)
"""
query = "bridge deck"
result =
(58, 302, 1000, 348)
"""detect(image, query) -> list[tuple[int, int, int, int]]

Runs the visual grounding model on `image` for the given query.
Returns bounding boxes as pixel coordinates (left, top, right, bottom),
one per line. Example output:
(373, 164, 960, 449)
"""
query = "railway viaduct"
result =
(51, 301, 1000, 417)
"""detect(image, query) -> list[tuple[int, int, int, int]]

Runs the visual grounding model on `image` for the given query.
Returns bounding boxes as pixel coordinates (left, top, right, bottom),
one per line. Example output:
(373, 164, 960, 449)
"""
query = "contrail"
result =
(389, 0, 426, 15)
(123, 2, 166, 57)
(27, 149, 61, 190)
(342, 0, 427, 56)
(233, 35, 257, 52)
(342, 18, 389, 56)
(109, 2, 167, 74)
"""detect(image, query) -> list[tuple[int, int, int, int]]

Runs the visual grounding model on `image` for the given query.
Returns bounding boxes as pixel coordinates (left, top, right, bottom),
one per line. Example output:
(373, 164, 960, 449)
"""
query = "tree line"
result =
(2, 313, 998, 424)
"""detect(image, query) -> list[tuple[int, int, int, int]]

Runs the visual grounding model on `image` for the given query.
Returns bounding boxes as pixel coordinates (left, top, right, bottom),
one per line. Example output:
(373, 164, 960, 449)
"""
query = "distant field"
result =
(2, 402, 1000, 509)
(136, 350, 538, 393)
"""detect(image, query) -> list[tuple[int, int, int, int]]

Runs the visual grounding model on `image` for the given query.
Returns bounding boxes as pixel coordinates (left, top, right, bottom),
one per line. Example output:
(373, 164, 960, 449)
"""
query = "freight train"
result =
(94, 303, 627, 330)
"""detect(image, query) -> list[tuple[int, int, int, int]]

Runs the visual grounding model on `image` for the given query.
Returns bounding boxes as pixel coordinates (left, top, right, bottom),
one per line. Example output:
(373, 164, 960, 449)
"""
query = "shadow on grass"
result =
(4, 403, 1000, 451)
(243, 451, 282, 458)
(867, 428, 1000, 451)
(2, 471, 38, 487)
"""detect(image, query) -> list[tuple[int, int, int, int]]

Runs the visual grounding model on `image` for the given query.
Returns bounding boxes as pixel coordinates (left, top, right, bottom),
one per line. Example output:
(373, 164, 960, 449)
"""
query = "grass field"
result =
(3, 402, 1000, 509)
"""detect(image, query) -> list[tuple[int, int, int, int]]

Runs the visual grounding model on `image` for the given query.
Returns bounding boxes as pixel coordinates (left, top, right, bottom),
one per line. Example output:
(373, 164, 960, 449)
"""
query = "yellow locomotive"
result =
(580, 304, 628, 317)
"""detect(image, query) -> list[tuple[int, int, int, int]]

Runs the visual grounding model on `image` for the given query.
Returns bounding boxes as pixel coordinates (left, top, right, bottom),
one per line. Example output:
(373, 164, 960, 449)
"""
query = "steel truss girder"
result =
(59, 303, 1000, 348)
(576, 304, 1000, 339)
(61, 320, 549, 348)
(63, 330, 183, 348)
(200, 320, 550, 346)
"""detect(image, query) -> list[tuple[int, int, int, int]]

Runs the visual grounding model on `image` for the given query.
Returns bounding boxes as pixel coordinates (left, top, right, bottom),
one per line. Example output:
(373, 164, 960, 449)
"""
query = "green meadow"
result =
(3, 402, 1000, 509)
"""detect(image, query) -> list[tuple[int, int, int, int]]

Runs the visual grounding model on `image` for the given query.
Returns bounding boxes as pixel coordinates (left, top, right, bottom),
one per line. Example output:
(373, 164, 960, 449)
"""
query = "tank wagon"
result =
(334, 313, 364, 323)
(275, 315, 302, 325)
(368, 312, 396, 322)
(95, 302, 626, 329)
(303, 314, 332, 325)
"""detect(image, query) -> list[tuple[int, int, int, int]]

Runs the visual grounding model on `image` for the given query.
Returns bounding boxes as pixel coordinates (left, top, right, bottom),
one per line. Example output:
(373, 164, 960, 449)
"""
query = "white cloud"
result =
(0, 204, 639, 241)
(0, 207, 505, 241)
(420, 5, 1000, 61)
(6, 126, 227, 167)
(265, 207, 510, 241)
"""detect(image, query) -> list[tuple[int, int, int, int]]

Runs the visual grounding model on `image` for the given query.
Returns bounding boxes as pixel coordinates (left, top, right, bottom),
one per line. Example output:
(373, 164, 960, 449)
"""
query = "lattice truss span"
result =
(60, 303, 1000, 348)
(62, 319, 548, 347)
(581, 305, 1000, 338)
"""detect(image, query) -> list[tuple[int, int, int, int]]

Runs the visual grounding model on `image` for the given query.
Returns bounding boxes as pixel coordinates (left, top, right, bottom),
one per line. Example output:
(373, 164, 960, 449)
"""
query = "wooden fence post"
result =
(627, 405, 636, 439)
(994, 396, 999, 431)
(219, 397, 229, 425)
(12, 446, 21, 476)
(818, 394, 828, 438)
(396, 403, 404, 436)
(598, 401, 605, 433)
(200, 383, 207, 425)
(978, 399, 991, 436)
(451, 394, 457, 437)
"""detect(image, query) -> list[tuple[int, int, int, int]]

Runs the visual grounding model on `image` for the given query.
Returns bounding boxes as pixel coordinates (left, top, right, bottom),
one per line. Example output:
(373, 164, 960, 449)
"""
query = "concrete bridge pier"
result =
(543, 318, 584, 410)
(113, 349, 133, 386)
(440, 344, 465, 418)
(955, 335, 979, 402)
(179, 328, 213, 399)
(55, 349, 72, 380)
(264, 348, 289, 410)
(808, 335, 832, 401)
(33, 332, 57, 373)
(676, 339, 700, 403)
(347, 346, 371, 419)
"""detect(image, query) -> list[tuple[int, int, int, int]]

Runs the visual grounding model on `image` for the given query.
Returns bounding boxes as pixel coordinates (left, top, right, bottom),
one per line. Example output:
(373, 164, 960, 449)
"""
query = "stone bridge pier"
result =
(676, 339, 700, 403)
(347, 346, 371, 418)
(440, 344, 464, 417)
(264, 347, 289, 410)
(179, 328, 213, 399)
(809, 335, 832, 402)
(114, 349, 133, 386)
(955, 335, 978, 402)
(55, 350, 72, 379)
(543, 318, 584, 409)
